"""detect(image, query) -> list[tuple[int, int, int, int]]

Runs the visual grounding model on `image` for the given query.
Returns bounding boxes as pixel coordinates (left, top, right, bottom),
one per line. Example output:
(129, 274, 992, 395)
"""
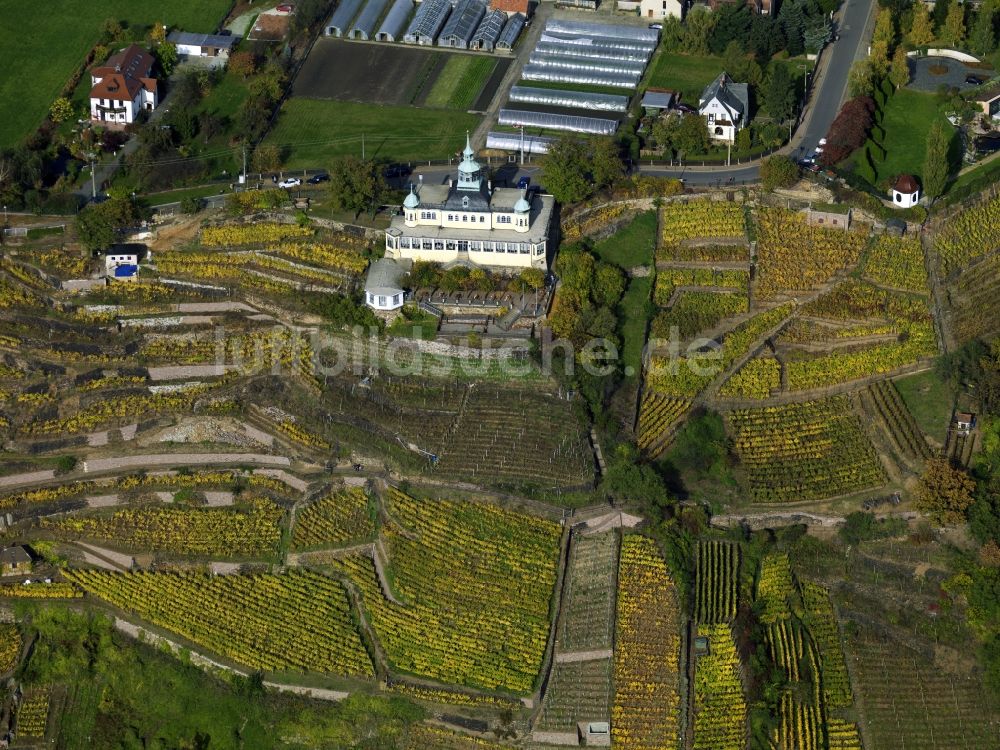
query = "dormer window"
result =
(462, 196, 469, 208)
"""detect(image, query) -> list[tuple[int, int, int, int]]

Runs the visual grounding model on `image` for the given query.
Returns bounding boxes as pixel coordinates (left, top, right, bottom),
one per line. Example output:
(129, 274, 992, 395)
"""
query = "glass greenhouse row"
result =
(508, 85, 629, 112)
(486, 131, 557, 155)
(521, 64, 640, 89)
(470, 9, 507, 52)
(499, 108, 618, 135)
(438, 0, 485, 49)
(325, 0, 366, 37)
(534, 40, 650, 63)
(544, 18, 659, 45)
(496, 13, 525, 52)
(528, 51, 647, 77)
(404, 0, 451, 45)
(376, 0, 413, 42)
(349, 0, 391, 40)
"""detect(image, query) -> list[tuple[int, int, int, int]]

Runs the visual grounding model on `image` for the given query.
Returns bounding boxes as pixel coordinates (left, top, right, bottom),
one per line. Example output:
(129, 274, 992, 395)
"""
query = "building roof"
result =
(642, 89, 675, 109)
(971, 86, 1000, 102)
(167, 31, 240, 49)
(491, 0, 530, 13)
(364, 258, 411, 296)
(956, 411, 975, 422)
(406, 0, 453, 40)
(496, 13, 525, 48)
(91, 45, 157, 101)
(388, 192, 555, 245)
(699, 72, 748, 119)
(0, 547, 31, 565)
(472, 9, 507, 45)
(893, 174, 920, 194)
(440, 0, 486, 42)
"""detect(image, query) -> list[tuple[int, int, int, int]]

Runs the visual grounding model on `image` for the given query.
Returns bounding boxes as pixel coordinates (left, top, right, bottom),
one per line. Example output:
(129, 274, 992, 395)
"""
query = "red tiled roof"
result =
(893, 174, 919, 193)
(491, 0, 530, 13)
(90, 44, 156, 102)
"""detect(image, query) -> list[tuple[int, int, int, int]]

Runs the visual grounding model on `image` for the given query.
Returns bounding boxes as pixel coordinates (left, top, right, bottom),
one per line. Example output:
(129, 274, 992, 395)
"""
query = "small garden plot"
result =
(592, 211, 658, 268)
(756, 553, 796, 624)
(612, 536, 682, 750)
(331, 490, 561, 693)
(537, 658, 614, 732)
(934, 191, 1000, 274)
(40, 495, 284, 559)
(424, 55, 499, 110)
(695, 540, 740, 624)
(727, 396, 886, 503)
(861, 235, 929, 293)
(754, 208, 869, 299)
(16, 686, 51, 738)
(291, 486, 376, 550)
(693, 624, 746, 750)
(862, 380, 933, 461)
(651, 290, 748, 339)
(658, 199, 748, 262)
(653, 268, 749, 307)
(21, 248, 90, 279)
(0, 623, 21, 673)
(65, 569, 373, 676)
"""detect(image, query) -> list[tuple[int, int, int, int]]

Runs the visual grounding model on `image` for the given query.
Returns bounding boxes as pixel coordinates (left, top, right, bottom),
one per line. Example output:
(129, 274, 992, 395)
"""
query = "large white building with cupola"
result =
(384, 136, 554, 270)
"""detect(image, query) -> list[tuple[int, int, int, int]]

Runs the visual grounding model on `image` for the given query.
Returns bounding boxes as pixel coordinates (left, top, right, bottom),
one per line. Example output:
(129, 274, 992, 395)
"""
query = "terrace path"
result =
(82, 453, 292, 474)
(553, 649, 612, 664)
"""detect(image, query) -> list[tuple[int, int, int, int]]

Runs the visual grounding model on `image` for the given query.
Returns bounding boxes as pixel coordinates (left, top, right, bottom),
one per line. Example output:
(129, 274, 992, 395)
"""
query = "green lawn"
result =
(592, 211, 658, 269)
(646, 52, 726, 104)
(618, 276, 653, 377)
(425, 55, 496, 110)
(0, 0, 231, 148)
(892, 370, 955, 441)
(264, 98, 482, 167)
(873, 89, 949, 184)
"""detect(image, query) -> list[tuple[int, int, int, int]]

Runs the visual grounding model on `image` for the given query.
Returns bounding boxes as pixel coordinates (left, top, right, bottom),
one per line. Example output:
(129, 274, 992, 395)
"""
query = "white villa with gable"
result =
(698, 72, 749, 143)
(384, 136, 554, 270)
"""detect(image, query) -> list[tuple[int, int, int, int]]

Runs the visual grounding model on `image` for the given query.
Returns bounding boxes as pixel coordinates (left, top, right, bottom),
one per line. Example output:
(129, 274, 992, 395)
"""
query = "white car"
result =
(278, 177, 301, 188)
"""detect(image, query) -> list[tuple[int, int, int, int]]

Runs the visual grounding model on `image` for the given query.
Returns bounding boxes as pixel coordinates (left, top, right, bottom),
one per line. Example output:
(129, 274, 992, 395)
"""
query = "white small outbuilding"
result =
(891, 174, 920, 209)
(364, 258, 411, 311)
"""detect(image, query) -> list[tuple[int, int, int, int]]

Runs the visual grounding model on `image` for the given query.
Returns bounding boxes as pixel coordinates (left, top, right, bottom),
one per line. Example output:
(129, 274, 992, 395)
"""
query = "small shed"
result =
(972, 86, 1000, 118)
(365, 258, 411, 311)
(891, 174, 920, 209)
(167, 31, 240, 59)
(1, 547, 31, 575)
(105, 251, 139, 279)
(579, 721, 611, 747)
(805, 203, 851, 231)
(642, 88, 676, 113)
(955, 412, 976, 435)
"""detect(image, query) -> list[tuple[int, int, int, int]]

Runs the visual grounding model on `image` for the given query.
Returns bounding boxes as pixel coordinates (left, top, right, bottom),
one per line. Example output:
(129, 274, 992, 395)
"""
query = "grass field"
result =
(0, 0, 231, 149)
(264, 99, 482, 167)
(892, 370, 954, 441)
(646, 52, 726, 104)
(592, 211, 658, 268)
(619, 276, 653, 378)
(873, 89, 949, 184)
(425, 56, 497, 110)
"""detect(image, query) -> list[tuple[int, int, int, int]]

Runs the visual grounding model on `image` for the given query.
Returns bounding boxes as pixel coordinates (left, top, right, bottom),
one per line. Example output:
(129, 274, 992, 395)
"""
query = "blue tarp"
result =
(114, 264, 138, 277)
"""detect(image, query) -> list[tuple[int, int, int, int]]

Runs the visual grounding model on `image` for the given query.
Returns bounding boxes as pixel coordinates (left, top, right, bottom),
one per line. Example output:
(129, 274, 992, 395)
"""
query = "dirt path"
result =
(82, 453, 291, 473)
(553, 650, 612, 664)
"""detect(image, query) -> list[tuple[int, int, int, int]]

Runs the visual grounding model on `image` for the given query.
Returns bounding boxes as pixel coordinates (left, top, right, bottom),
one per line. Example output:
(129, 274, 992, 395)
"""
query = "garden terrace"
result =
(726, 396, 886, 503)
(756, 553, 796, 624)
(800, 581, 852, 709)
(860, 235, 930, 294)
(0, 623, 22, 674)
(16, 687, 51, 739)
(719, 356, 782, 400)
(754, 209, 869, 299)
(657, 199, 748, 262)
(536, 658, 614, 734)
(860, 380, 933, 464)
(402, 724, 511, 749)
(651, 290, 749, 340)
(946, 252, 1000, 342)
(331, 489, 562, 694)
(636, 392, 691, 459)
(557, 531, 618, 653)
(64, 569, 373, 676)
(933, 192, 1000, 275)
(612, 536, 682, 750)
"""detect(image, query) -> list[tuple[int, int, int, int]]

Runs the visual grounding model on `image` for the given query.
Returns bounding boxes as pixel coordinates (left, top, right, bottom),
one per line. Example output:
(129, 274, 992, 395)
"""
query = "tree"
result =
(660, 16, 684, 51)
(518, 268, 545, 291)
(922, 119, 951, 201)
(748, 16, 785, 62)
(872, 7, 896, 49)
(251, 143, 283, 173)
(735, 126, 752, 153)
(970, 3, 997, 56)
(101, 18, 124, 42)
(601, 444, 669, 506)
(49, 97, 73, 124)
(763, 64, 796, 122)
(909, 3, 936, 47)
(593, 264, 625, 307)
(150, 21, 166, 45)
(589, 137, 624, 190)
(889, 46, 911, 89)
(291, 0, 332, 36)
(915, 457, 976, 524)
(760, 155, 800, 190)
(229, 51, 258, 79)
(542, 136, 592, 204)
(869, 38, 891, 77)
(709, 2, 753, 55)
(154, 42, 178, 76)
(723, 40, 749, 82)
(940, 1, 966, 47)
(820, 95, 875, 165)
(847, 59, 875, 98)
(655, 113, 712, 158)
(681, 6, 718, 55)
(328, 157, 388, 216)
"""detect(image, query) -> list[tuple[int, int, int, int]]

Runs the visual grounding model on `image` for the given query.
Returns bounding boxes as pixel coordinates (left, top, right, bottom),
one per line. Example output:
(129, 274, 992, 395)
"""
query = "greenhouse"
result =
(349, 0, 391, 40)
(508, 86, 629, 113)
(486, 131, 557, 154)
(325, 0, 365, 36)
(534, 40, 651, 63)
(404, 0, 452, 45)
(376, 0, 413, 42)
(499, 108, 618, 135)
(470, 9, 506, 51)
(540, 31, 656, 55)
(438, 0, 486, 49)
(521, 63, 640, 89)
(496, 13, 525, 53)
(528, 51, 647, 77)
(544, 18, 660, 45)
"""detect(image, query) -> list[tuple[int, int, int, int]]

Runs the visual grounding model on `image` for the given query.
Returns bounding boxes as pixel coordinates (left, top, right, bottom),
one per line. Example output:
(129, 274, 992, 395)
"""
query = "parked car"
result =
(966, 74, 987, 85)
(648, 22, 663, 30)
(675, 103, 697, 114)
(517, 175, 531, 190)
(278, 177, 301, 188)
(307, 173, 330, 184)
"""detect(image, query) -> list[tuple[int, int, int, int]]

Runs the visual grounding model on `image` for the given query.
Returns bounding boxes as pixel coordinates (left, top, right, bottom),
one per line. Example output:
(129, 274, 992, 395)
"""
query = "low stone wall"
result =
(907, 48, 982, 63)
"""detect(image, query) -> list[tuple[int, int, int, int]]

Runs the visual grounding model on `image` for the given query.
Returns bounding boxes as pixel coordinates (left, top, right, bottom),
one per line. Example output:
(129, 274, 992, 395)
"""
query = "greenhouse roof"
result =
(439, 0, 486, 42)
(351, 0, 391, 38)
(509, 85, 630, 112)
(521, 63, 640, 89)
(496, 13, 525, 48)
(326, 0, 365, 33)
(377, 0, 413, 39)
(499, 108, 618, 135)
(405, 0, 452, 40)
(543, 18, 659, 44)
(472, 9, 506, 45)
